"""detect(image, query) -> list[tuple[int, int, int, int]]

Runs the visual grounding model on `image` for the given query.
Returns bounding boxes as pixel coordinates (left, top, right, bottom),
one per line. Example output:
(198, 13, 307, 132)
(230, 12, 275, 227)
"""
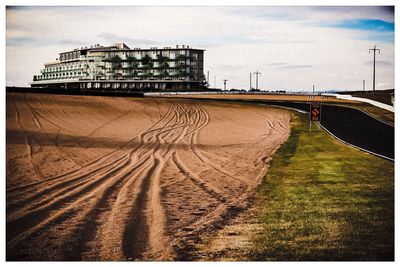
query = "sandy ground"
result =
(6, 93, 290, 261)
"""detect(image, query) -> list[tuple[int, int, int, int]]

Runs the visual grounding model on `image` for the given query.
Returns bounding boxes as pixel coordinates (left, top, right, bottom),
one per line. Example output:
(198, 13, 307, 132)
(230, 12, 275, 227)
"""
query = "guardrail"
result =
(143, 91, 323, 96)
(323, 93, 394, 112)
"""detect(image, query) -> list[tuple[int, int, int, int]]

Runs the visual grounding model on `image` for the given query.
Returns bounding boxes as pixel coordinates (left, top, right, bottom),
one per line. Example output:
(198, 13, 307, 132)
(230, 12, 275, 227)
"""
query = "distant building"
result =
(31, 43, 206, 91)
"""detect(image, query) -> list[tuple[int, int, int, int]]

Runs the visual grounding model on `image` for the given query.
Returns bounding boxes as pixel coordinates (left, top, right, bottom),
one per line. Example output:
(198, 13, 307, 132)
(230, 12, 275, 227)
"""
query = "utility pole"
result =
(249, 72, 252, 90)
(254, 70, 261, 90)
(223, 79, 228, 90)
(313, 85, 315, 93)
(363, 79, 365, 91)
(369, 45, 380, 96)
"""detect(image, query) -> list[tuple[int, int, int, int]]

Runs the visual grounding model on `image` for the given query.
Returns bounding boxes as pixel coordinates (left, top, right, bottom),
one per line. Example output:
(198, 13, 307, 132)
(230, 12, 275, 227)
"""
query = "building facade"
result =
(31, 43, 206, 91)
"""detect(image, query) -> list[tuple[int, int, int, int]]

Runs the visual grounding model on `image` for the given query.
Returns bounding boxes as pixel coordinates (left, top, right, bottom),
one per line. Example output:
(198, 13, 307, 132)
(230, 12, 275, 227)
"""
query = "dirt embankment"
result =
(6, 93, 290, 260)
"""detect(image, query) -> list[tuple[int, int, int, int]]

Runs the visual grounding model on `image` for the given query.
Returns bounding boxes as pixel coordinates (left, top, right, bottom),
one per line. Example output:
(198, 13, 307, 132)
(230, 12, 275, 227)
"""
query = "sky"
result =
(5, 5, 395, 91)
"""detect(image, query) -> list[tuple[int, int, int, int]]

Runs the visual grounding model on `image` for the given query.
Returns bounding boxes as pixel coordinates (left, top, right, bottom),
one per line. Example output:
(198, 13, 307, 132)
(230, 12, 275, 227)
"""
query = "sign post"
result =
(310, 102, 321, 131)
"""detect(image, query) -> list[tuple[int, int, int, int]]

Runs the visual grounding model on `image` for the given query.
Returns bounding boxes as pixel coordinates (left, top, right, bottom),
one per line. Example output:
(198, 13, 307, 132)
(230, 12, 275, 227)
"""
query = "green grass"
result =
(250, 111, 394, 261)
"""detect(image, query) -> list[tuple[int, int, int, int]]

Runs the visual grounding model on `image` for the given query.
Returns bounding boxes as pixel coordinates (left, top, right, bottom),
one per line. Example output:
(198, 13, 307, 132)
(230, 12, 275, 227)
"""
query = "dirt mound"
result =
(6, 93, 290, 260)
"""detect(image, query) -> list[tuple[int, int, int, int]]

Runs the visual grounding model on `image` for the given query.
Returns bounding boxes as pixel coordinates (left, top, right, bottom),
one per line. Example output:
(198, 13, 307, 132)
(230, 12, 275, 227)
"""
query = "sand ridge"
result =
(6, 93, 290, 260)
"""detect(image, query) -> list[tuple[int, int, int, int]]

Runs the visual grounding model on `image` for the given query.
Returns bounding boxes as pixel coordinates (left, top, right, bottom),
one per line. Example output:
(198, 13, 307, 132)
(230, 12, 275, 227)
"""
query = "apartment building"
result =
(31, 43, 206, 91)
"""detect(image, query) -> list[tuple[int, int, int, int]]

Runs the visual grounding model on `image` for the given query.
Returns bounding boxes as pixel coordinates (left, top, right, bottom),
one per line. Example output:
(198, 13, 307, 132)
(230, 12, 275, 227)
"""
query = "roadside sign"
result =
(310, 102, 321, 122)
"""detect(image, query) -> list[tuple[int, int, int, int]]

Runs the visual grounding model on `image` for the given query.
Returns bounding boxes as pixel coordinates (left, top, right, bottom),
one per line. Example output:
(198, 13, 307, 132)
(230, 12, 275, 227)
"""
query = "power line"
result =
(253, 70, 261, 90)
(223, 79, 228, 90)
(369, 45, 380, 96)
(249, 72, 252, 90)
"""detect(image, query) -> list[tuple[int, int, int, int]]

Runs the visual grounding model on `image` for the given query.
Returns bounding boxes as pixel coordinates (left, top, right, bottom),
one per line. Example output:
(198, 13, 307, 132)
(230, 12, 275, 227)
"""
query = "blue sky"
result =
(6, 6, 395, 91)
(334, 19, 394, 32)
(320, 18, 394, 43)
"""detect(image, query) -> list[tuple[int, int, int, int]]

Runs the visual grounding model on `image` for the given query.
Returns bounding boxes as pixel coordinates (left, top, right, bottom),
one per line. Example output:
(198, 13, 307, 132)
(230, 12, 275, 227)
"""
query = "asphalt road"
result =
(254, 100, 394, 160)
(320, 104, 394, 160)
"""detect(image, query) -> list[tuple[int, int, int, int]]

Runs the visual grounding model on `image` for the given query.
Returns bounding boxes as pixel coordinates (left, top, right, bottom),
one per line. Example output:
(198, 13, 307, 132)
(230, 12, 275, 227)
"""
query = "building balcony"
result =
(171, 64, 189, 69)
(126, 56, 137, 62)
(153, 65, 169, 69)
(156, 55, 169, 61)
(138, 64, 153, 69)
(176, 55, 187, 60)
(122, 64, 134, 68)
(105, 56, 122, 62)
(139, 55, 152, 63)
(123, 73, 136, 78)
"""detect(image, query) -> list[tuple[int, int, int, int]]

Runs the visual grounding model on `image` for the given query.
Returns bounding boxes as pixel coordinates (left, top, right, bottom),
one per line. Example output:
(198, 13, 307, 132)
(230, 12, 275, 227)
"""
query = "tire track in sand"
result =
(7, 95, 290, 261)
(7, 102, 196, 260)
(10, 94, 36, 172)
(6, 99, 175, 206)
(81, 104, 192, 260)
(6, 105, 176, 241)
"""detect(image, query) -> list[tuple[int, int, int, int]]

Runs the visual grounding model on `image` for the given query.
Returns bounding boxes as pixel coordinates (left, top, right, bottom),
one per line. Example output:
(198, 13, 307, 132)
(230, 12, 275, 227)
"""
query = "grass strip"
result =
(250, 111, 394, 261)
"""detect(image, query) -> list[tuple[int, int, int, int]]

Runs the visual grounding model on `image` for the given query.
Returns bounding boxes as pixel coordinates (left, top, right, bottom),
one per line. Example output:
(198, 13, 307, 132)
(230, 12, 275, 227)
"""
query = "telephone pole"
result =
(249, 72, 252, 90)
(313, 85, 315, 93)
(363, 79, 365, 91)
(369, 45, 380, 96)
(223, 79, 228, 90)
(254, 70, 261, 90)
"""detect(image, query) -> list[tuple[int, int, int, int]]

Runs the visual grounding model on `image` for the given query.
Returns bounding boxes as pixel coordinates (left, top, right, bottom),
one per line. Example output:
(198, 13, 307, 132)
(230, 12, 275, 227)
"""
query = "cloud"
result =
(279, 64, 313, 70)
(265, 63, 313, 69)
(6, 36, 83, 47)
(215, 64, 249, 70)
(265, 63, 286, 66)
(6, 6, 395, 91)
(364, 60, 394, 67)
(230, 6, 394, 23)
(97, 33, 158, 47)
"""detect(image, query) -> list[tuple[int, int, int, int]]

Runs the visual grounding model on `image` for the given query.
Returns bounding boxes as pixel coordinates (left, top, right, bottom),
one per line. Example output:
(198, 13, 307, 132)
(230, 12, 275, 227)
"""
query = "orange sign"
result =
(310, 102, 321, 121)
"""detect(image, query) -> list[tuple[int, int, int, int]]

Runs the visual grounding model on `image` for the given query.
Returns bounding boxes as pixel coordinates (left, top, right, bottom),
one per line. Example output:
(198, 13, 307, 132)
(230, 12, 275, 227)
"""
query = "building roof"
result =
(60, 43, 205, 55)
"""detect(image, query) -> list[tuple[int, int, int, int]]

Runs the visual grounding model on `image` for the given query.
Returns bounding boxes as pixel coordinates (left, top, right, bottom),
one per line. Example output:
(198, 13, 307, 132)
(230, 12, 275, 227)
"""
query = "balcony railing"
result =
(126, 56, 137, 62)
(176, 55, 187, 60)
(138, 64, 153, 69)
(111, 63, 123, 68)
(122, 64, 135, 68)
(156, 55, 169, 61)
(105, 56, 122, 62)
